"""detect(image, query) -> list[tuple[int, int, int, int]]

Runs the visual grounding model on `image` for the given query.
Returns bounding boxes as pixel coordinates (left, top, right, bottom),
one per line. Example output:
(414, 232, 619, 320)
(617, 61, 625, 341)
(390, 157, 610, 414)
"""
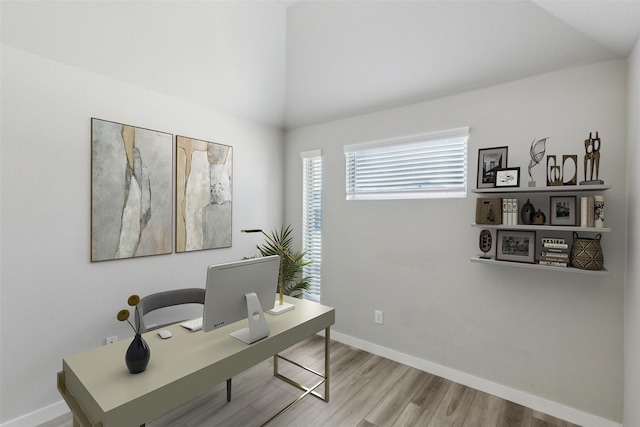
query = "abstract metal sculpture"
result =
(528, 137, 547, 187)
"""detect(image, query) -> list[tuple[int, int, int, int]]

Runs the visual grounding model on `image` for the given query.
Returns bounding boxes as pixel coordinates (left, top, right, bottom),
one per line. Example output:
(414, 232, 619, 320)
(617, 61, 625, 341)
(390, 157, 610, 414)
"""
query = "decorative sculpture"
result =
(520, 199, 535, 225)
(528, 137, 547, 187)
(562, 155, 578, 185)
(547, 154, 578, 186)
(581, 131, 603, 185)
(479, 230, 492, 259)
(547, 155, 562, 186)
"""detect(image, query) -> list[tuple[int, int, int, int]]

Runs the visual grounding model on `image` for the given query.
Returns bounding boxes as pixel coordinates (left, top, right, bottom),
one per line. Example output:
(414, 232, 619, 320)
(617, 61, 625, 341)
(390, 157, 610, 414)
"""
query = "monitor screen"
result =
(202, 255, 280, 338)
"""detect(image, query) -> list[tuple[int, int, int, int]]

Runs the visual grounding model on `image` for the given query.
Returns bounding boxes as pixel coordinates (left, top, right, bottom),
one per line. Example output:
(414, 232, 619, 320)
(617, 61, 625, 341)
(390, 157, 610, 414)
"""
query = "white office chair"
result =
(135, 288, 233, 403)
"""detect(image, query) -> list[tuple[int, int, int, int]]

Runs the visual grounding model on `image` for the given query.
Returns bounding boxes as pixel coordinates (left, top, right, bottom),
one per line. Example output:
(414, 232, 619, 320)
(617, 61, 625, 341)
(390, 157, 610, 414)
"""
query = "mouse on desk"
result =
(158, 330, 172, 339)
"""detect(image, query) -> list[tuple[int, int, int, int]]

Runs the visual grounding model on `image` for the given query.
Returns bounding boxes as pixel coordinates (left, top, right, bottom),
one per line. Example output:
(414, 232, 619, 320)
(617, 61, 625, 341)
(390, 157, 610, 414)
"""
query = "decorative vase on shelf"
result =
(125, 334, 150, 374)
(532, 209, 546, 225)
(520, 199, 535, 225)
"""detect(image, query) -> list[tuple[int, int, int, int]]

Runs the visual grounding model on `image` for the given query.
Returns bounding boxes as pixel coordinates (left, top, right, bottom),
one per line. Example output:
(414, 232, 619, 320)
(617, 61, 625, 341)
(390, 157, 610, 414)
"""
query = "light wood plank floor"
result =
(41, 336, 580, 427)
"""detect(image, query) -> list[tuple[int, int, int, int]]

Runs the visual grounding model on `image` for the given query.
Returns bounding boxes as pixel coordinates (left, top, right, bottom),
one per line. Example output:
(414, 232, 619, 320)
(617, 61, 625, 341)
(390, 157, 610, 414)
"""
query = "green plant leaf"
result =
(253, 224, 311, 298)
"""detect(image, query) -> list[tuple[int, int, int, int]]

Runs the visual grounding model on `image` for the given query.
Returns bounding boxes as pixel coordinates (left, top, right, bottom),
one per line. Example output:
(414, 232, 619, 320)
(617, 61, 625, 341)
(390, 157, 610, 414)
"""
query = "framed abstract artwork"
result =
(91, 118, 173, 262)
(176, 135, 233, 252)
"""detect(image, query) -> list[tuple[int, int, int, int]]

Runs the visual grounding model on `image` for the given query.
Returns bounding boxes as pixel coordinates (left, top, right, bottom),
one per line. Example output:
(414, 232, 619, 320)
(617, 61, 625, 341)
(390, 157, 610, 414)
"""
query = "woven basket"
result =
(570, 232, 604, 270)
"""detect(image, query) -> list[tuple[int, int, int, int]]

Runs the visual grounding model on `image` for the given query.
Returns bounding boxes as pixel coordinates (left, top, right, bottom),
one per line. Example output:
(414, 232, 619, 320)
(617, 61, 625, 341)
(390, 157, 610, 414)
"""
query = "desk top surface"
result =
(62, 296, 334, 426)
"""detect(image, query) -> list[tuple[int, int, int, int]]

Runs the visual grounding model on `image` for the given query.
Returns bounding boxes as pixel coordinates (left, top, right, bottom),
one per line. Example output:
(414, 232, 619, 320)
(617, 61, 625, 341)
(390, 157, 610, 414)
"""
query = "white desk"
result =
(58, 296, 335, 427)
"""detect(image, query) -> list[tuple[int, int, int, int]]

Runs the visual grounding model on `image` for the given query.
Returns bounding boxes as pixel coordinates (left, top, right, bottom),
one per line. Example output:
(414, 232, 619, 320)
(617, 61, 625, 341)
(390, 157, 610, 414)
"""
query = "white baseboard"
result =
(330, 330, 622, 427)
(0, 400, 69, 427)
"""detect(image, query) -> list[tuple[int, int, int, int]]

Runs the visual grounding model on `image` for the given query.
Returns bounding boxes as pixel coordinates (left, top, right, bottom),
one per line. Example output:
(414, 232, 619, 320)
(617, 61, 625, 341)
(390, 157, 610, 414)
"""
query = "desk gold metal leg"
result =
(264, 328, 331, 426)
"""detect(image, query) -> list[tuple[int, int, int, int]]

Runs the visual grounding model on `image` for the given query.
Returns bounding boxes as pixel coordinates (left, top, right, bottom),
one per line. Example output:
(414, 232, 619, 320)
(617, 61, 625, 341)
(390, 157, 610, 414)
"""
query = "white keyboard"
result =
(180, 317, 203, 331)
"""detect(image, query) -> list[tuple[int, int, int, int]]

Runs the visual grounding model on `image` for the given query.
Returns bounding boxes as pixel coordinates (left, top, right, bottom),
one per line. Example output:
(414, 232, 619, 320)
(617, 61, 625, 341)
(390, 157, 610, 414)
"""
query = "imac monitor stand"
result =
(202, 255, 280, 344)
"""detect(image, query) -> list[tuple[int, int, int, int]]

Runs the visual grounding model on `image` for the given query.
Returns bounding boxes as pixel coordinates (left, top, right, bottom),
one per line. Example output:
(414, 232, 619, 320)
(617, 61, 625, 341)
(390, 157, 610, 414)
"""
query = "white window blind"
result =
(301, 150, 322, 303)
(344, 127, 468, 200)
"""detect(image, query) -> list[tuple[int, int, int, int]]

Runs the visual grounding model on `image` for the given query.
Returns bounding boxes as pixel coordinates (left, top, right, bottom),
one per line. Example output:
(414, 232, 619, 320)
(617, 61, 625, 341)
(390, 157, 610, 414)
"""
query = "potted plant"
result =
(251, 225, 311, 298)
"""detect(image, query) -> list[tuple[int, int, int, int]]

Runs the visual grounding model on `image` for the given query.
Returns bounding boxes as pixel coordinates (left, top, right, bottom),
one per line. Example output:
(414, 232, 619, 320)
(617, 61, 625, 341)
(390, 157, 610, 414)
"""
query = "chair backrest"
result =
(135, 288, 205, 333)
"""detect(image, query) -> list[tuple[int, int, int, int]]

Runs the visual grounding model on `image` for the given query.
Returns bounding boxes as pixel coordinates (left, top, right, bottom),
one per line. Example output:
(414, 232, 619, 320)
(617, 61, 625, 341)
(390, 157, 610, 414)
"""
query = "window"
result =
(344, 127, 468, 200)
(301, 150, 322, 302)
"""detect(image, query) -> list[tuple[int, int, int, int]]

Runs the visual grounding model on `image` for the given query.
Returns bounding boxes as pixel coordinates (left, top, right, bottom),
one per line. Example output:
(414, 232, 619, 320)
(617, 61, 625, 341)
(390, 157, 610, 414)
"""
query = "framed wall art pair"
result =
(91, 118, 233, 262)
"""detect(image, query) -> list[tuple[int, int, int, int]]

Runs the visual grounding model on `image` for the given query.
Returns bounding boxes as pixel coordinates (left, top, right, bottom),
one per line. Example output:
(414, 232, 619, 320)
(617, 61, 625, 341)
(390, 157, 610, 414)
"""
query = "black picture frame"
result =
(477, 146, 508, 189)
(494, 167, 520, 188)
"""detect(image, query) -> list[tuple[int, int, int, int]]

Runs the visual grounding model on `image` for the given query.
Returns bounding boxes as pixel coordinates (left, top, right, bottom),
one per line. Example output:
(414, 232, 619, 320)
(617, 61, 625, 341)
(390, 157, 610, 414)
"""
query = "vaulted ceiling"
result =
(2, 1, 640, 130)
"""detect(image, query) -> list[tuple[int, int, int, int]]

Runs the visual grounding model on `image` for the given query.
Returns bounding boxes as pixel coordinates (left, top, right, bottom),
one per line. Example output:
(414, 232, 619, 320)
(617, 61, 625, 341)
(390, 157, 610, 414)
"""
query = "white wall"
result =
(0, 46, 284, 424)
(625, 39, 640, 427)
(285, 60, 627, 424)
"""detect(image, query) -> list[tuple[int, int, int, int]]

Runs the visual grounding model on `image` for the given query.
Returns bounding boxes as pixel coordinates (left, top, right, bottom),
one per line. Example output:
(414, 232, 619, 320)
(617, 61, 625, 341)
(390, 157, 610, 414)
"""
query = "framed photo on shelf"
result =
(496, 230, 536, 264)
(494, 167, 520, 188)
(477, 146, 508, 189)
(550, 196, 577, 226)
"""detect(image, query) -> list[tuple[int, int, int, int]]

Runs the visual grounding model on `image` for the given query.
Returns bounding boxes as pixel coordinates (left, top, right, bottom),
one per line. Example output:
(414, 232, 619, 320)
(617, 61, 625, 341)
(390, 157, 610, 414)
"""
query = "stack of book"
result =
(501, 198, 519, 225)
(539, 237, 569, 267)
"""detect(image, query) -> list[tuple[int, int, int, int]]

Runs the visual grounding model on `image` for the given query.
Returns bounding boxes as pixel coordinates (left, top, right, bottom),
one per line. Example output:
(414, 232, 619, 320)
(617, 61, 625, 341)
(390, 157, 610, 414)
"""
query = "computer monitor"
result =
(202, 255, 280, 344)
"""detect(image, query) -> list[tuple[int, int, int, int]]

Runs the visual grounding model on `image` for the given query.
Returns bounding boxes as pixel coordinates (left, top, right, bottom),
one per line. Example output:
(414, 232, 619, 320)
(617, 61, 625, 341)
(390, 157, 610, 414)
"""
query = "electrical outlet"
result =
(374, 310, 383, 324)
(105, 336, 117, 345)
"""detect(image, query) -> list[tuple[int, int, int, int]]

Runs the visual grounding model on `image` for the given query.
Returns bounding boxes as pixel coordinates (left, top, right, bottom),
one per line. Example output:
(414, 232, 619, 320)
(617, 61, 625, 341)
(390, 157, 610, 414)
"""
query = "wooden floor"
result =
(42, 336, 579, 427)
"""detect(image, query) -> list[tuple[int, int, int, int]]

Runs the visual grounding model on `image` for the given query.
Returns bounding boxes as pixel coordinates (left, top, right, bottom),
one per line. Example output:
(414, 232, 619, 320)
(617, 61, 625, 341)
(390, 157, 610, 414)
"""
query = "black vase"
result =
(125, 334, 150, 374)
(521, 199, 535, 225)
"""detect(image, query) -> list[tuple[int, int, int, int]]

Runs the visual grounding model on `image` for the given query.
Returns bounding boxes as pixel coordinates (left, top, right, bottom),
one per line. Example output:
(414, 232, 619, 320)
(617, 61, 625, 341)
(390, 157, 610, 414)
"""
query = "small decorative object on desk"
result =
(580, 131, 604, 185)
(528, 137, 547, 187)
(117, 294, 150, 374)
(479, 230, 492, 259)
(570, 232, 604, 270)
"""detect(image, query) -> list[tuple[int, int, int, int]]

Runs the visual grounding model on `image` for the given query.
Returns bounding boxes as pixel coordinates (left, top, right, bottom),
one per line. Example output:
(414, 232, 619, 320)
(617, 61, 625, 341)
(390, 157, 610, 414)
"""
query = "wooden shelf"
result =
(472, 185, 610, 194)
(470, 256, 609, 276)
(471, 224, 610, 233)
